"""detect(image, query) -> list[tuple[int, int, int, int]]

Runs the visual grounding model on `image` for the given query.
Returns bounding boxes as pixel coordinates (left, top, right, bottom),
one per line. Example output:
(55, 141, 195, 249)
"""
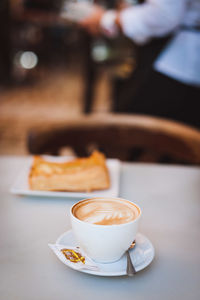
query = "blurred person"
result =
(79, 0, 200, 128)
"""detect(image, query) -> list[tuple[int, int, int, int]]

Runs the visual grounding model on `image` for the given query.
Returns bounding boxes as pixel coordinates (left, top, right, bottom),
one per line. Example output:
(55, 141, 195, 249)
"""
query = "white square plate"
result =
(10, 156, 121, 198)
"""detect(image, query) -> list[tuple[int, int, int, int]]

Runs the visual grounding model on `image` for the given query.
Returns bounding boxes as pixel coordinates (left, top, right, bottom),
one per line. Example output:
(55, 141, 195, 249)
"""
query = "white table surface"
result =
(0, 156, 200, 300)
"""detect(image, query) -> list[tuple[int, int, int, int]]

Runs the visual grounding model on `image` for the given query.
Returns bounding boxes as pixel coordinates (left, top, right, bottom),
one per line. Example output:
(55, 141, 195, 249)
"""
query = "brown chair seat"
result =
(27, 113, 200, 164)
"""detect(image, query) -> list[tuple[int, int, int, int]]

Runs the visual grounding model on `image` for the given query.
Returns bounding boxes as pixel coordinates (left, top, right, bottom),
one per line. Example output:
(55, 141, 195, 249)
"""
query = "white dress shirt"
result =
(101, 0, 200, 86)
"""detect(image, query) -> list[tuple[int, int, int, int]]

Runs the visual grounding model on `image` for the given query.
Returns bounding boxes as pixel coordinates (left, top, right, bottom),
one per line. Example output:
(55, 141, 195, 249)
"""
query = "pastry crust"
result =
(29, 151, 110, 192)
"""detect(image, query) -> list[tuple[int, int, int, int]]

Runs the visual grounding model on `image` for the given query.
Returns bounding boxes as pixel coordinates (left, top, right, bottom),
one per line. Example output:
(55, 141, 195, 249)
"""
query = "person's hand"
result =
(79, 5, 105, 36)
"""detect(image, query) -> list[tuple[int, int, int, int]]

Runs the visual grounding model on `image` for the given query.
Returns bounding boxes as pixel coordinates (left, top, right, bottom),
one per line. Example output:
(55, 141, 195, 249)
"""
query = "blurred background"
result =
(0, 0, 199, 156)
(0, 0, 124, 155)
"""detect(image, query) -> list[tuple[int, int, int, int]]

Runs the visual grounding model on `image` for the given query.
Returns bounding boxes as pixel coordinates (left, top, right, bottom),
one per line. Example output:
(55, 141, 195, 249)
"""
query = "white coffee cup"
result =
(70, 197, 141, 263)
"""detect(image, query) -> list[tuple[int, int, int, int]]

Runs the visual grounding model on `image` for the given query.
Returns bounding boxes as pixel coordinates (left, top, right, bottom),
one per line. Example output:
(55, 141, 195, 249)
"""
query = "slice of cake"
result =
(29, 151, 110, 192)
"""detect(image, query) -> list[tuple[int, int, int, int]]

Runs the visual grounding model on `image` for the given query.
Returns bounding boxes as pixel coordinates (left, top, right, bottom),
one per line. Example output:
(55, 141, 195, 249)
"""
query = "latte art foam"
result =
(72, 198, 140, 225)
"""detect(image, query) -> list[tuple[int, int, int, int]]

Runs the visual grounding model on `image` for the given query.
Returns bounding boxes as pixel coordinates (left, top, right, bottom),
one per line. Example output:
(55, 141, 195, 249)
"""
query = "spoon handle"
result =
(126, 250, 136, 276)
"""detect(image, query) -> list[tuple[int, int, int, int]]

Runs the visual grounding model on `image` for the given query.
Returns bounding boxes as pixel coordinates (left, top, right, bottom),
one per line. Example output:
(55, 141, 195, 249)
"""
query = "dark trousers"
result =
(113, 69, 200, 129)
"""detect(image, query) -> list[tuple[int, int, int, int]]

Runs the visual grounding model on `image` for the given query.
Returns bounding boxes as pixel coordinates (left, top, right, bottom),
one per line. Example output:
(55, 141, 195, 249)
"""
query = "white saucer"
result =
(56, 230, 155, 276)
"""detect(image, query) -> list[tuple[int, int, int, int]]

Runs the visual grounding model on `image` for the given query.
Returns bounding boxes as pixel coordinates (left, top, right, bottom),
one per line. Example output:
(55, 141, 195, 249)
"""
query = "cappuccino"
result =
(72, 198, 140, 225)
(70, 197, 141, 263)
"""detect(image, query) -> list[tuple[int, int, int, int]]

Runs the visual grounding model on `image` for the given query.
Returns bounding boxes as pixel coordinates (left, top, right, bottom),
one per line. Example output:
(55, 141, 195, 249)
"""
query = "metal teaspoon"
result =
(126, 240, 136, 276)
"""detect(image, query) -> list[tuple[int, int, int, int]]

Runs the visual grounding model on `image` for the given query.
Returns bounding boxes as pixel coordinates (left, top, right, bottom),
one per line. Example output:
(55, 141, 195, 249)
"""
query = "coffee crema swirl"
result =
(72, 198, 140, 225)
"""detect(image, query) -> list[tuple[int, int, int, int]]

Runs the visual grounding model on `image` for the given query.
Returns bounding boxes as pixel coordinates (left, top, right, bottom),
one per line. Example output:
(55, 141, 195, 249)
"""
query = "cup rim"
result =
(70, 197, 141, 227)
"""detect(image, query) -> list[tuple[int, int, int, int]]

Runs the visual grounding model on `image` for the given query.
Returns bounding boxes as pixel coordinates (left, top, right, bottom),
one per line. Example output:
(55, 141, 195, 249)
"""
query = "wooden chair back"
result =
(27, 114, 200, 164)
